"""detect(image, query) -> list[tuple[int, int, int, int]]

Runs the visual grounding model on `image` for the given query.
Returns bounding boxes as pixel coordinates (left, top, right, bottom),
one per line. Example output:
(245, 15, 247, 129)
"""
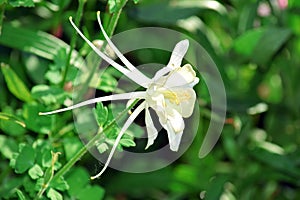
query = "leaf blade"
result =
(1, 63, 33, 102)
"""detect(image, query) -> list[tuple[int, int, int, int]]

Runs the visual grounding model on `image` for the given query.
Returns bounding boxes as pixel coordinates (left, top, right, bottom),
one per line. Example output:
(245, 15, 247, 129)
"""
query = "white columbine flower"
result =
(39, 11, 199, 179)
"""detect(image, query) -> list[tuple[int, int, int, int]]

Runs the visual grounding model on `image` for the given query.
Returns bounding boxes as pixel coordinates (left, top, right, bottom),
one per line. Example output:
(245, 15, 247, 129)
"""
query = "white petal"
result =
(145, 107, 158, 149)
(69, 17, 147, 88)
(96, 12, 151, 88)
(39, 91, 146, 115)
(166, 108, 185, 133)
(164, 64, 199, 88)
(167, 127, 183, 152)
(167, 39, 189, 69)
(160, 119, 184, 152)
(157, 108, 184, 151)
(152, 39, 189, 80)
(91, 101, 146, 179)
(148, 94, 167, 123)
(152, 66, 172, 82)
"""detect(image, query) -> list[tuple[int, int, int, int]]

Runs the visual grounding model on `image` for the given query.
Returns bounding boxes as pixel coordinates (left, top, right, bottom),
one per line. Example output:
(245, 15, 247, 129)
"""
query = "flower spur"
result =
(39, 11, 199, 179)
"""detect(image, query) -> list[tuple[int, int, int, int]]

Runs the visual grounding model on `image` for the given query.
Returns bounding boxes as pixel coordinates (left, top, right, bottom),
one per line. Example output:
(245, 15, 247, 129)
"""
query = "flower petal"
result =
(69, 17, 129, 75)
(167, 39, 189, 69)
(69, 17, 147, 88)
(96, 12, 151, 88)
(91, 101, 146, 179)
(39, 91, 146, 115)
(167, 127, 183, 152)
(164, 88, 197, 118)
(157, 108, 184, 151)
(145, 107, 158, 149)
(152, 39, 189, 80)
(166, 108, 185, 133)
(148, 93, 167, 123)
(164, 64, 199, 88)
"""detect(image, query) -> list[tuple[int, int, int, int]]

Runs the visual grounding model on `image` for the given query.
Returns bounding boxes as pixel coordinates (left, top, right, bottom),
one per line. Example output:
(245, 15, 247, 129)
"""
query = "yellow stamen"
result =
(162, 90, 191, 105)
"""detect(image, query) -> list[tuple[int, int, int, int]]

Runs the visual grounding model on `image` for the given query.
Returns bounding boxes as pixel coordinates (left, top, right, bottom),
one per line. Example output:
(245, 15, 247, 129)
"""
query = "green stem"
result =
(106, 0, 128, 38)
(43, 0, 130, 195)
(61, 0, 86, 87)
(0, 3, 6, 35)
(77, 0, 128, 99)
(51, 99, 139, 182)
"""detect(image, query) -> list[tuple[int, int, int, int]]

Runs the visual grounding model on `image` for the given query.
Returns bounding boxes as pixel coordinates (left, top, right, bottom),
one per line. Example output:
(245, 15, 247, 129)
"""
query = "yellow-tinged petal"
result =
(164, 88, 197, 118)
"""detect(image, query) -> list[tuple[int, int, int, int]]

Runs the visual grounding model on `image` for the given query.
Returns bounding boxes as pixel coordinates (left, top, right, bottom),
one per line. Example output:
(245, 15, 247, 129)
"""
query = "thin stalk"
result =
(44, 0, 130, 193)
(61, 0, 86, 87)
(0, 3, 5, 35)
(51, 99, 139, 182)
(106, 0, 128, 38)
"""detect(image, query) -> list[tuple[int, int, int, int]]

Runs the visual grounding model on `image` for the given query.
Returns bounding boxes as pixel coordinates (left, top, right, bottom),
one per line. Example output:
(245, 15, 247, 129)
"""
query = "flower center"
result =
(162, 89, 191, 105)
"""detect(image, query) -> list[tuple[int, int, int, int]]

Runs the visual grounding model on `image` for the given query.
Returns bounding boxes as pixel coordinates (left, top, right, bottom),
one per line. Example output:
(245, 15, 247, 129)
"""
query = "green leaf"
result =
(15, 144, 35, 173)
(0, 112, 26, 128)
(44, 48, 70, 84)
(130, 1, 226, 25)
(130, 1, 198, 24)
(35, 178, 44, 192)
(1, 63, 33, 102)
(0, 177, 23, 198)
(250, 147, 300, 177)
(89, 70, 118, 93)
(16, 189, 27, 200)
(233, 28, 264, 57)
(205, 175, 228, 200)
(22, 177, 36, 197)
(0, 23, 84, 68)
(45, 70, 63, 85)
(31, 85, 67, 105)
(252, 27, 291, 65)
(28, 164, 44, 179)
(65, 168, 90, 197)
(233, 27, 291, 65)
(63, 137, 83, 161)
(120, 138, 136, 147)
(42, 150, 53, 168)
(108, 0, 118, 13)
(238, 3, 258, 33)
(47, 188, 63, 200)
(50, 177, 69, 192)
(23, 54, 48, 84)
(96, 142, 109, 154)
(0, 135, 18, 159)
(9, 0, 34, 7)
(23, 103, 54, 134)
(0, 107, 26, 136)
(77, 186, 105, 200)
(93, 102, 108, 127)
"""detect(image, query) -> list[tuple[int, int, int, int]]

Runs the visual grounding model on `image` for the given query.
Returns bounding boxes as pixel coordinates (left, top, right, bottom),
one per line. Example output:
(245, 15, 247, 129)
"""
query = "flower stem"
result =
(51, 99, 139, 183)
(48, 0, 130, 192)
(61, 0, 86, 87)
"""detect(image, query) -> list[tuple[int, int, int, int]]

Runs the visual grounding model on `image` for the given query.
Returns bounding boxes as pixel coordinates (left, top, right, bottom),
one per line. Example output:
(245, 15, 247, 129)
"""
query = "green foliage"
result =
(8, 0, 34, 7)
(1, 63, 33, 102)
(65, 167, 105, 199)
(1, 0, 300, 199)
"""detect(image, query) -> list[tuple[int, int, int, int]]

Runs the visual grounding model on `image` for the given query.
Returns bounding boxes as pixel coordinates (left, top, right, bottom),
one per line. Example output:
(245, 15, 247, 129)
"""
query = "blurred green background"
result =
(0, 0, 300, 199)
